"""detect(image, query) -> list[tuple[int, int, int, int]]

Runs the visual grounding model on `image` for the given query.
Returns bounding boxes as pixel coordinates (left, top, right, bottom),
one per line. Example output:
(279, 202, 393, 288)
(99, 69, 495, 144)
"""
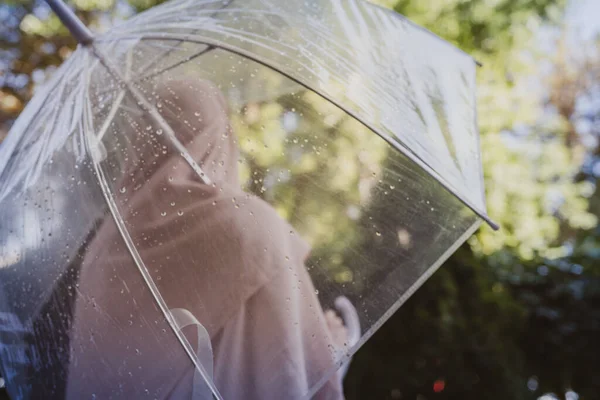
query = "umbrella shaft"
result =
(46, 0, 94, 45)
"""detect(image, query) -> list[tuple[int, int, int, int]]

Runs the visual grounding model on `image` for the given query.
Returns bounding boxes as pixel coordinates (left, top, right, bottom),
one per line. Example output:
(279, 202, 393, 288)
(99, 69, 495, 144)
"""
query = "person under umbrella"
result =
(67, 78, 350, 399)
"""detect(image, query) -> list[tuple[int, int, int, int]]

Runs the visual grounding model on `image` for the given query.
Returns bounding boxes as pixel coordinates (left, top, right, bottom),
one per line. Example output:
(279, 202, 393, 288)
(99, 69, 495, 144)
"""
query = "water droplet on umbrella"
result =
(119, 187, 126, 193)
(161, 211, 167, 217)
(177, 210, 184, 216)
(375, 231, 382, 237)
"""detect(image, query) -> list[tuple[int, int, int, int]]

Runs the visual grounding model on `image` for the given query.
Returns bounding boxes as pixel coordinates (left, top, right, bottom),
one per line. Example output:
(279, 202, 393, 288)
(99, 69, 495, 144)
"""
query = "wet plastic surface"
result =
(0, 1, 486, 399)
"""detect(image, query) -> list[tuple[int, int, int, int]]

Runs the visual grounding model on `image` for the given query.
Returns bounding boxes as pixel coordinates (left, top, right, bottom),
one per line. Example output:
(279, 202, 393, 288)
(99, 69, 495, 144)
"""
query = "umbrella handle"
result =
(170, 308, 215, 400)
(333, 296, 361, 380)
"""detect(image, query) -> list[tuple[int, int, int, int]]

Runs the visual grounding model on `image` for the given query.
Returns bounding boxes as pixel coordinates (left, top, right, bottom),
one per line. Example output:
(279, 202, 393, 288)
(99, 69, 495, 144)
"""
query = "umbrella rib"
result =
(88, 44, 212, 186)
(0, 52, 76, 162)
(96, 45, 134, 143)
(80, 47, 223, 400)
(91, 46, 215, 98)
(91, 0, 235, 96)
(103, 33, 499, 230)
(131, 0, 235, 81)
(0, 53, 81, 201)
(136, 45, 217, 83)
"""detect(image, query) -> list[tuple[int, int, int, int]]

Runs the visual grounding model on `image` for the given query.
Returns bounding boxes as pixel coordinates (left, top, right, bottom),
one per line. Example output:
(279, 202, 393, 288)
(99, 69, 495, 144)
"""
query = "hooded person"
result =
(66, 78, 346, 399)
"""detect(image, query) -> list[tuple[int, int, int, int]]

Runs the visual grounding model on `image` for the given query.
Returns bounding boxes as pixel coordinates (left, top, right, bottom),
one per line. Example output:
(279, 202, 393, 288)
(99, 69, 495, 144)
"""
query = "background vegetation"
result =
(1, 0, 599, 399)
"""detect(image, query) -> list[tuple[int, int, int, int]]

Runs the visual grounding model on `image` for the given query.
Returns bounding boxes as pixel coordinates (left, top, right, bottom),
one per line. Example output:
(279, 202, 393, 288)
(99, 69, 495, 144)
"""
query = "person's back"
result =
(67, 79, 345, 399)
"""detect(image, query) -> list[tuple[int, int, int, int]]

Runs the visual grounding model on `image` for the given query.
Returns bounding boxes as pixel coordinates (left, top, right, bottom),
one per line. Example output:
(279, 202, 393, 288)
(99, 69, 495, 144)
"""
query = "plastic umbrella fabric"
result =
(0, 0, 497, 399)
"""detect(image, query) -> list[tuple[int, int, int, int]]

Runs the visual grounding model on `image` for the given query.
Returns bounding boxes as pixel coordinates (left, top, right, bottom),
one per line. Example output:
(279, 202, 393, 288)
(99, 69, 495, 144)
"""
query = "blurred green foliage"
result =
(1, 0, 600, 399)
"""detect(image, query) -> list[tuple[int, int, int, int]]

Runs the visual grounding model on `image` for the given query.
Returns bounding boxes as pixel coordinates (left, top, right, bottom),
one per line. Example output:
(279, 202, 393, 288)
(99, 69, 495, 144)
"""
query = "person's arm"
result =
(210, 262, 345, 400)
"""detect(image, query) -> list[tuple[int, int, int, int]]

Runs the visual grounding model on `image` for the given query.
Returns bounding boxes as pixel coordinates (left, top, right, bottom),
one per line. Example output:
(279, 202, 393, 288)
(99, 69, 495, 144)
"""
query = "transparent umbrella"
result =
(0, 0, 497, 399)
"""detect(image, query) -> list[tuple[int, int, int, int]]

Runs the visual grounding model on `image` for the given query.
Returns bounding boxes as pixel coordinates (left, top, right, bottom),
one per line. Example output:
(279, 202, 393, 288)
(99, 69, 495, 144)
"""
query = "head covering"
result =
(67, 79, 343, 399)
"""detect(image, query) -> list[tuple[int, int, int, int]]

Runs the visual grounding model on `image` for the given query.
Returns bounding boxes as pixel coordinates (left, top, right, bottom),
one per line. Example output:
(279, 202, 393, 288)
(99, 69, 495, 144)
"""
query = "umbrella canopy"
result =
(0, 0, 497, 399)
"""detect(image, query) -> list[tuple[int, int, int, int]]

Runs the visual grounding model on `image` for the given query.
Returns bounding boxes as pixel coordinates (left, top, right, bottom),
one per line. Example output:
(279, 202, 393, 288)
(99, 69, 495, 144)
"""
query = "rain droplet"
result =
(161, 212, 167, 217)
(168, 176, 173, 182)
(170, 202, 175, 207)
(375, 231, 382, 237)
(212, 201, 217, 206)
(119, 187, 127, 193)
(314, 289, 319, 295)
(177, 210, 184, 216)
(156, 129, 163, 135)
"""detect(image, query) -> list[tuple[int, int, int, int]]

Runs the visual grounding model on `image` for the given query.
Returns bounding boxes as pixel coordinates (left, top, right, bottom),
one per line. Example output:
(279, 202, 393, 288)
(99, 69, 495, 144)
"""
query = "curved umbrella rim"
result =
(91, 34, 499, 230)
